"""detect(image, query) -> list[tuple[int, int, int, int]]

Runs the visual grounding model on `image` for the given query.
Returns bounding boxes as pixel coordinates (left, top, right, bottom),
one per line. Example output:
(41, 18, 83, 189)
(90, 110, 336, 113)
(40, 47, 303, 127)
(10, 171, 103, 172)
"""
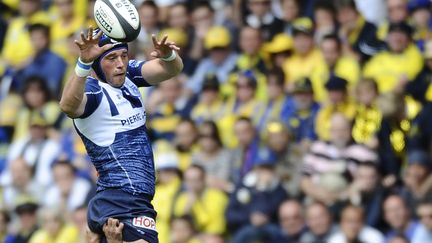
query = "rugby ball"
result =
(94, 0, 141, 42)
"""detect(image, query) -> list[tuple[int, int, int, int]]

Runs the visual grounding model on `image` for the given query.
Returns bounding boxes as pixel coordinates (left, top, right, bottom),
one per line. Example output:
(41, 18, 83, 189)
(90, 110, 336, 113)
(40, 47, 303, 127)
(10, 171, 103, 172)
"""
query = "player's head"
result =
(92, 29, 129, 87)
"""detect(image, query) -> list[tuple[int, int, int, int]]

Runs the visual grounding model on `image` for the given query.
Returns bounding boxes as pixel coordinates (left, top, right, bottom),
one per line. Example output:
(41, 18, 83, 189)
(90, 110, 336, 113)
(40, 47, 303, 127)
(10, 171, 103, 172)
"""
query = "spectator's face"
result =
(405, 164, 429, 184)
(387, 31, 409, 53)
(294, 92, 314, 110)
(282, 0, 299, 22)
(387, 0, 408, 22)
(320, 39, 340, 67)
(19, 211, 38, 231)
(157, 169, 178, 184)
(191, 7, 213, 28)
(315, 8, 335, 30)
(267, 130, 289, 152)
(160, 78, 181, 104)
(267, 75, 284, 100)
(25, 83, 46, 109)
(30, 125, 47, 141)
(184, 167, 205, 193)
(384, 196, 410, 230)
(329, 114, 351, 147)
(19, 0, 41, 17)
(168, 5, 189, 29)
(175, 122, 197, 150)
(279, 201, 304, 236)
(355, 165, 379, 192)
(337, 7, 358, 29)
(306, 204, 332, 236)
(198, 124, 219, 152)
(417, 204, 432, 231)
(209, 48, 229, 65)
(101, 49, 129, 88)
(328, 90, 346, 104)
(236, 76, 256, 103)
(10, 159, 32, 188)
(139, 5, 158, 30)
(72, 207, 87, 232)
(171, 218, 194, 243)
(356, 83, 377, 106)
(200, 89, 218, 104)
(294, 34, 314, 56)
(55, 0, 74, 19)
(30, 29, 49, 52)
(52, 164, 75, 196)
(234, 120, 255, 148)
(340, 208, 363, 241)
(412, 8, 431, 28)
(239, 28, 262, 56)
(389, 237, 409, 243)
(248, 0, 271, 18)
(42, 212, 62, 237)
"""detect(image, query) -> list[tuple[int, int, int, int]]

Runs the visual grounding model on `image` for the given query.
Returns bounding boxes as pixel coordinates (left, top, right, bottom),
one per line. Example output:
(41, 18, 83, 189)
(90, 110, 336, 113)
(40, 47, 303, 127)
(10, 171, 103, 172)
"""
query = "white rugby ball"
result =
(94, 0, 141, 42)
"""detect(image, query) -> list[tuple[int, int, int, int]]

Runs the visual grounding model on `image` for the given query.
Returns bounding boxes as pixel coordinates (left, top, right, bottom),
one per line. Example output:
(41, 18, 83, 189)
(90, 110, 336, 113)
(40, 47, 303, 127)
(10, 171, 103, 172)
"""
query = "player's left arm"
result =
(141, 34, 183, 85)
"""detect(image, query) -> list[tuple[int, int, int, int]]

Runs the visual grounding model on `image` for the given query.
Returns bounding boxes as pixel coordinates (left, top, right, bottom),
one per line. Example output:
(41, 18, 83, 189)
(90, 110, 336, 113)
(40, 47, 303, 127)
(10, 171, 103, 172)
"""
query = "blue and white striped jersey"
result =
(73, 60, 155, 196)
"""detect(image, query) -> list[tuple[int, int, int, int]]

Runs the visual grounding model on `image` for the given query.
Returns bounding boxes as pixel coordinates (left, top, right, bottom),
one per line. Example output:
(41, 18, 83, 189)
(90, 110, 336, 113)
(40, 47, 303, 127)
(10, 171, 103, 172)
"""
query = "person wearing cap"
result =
(406, 40, 432, 104)
(315, 76, 356, 141)
(400, 150, 432, 217)
(152, 149, 182, 243)
(59, 26, 183, 242)
(256, 69, 289, 134)
(263, 33, 293, 69)
(190, 74, 225, 125)
(282, 18, 324, 89)
(185, 25, 238, 96)
(310, 34, 360, 102)
(1, 110, 62, 190)
(334, 0, 380, 61)
(280, 77, 320, 144)
(363, 21, 423, 94)
(4, 196, 40, 243)
(226, 152, 288, 241)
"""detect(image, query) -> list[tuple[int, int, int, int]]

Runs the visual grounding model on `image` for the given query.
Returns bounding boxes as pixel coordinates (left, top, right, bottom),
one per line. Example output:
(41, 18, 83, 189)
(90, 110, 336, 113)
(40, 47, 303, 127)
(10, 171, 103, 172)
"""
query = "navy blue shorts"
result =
(87, 188, 158, 242)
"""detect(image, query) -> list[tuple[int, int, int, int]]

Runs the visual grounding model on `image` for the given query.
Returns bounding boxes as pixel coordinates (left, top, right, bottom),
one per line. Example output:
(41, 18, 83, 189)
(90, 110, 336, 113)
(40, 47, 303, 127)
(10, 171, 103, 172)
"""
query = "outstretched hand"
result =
(75, 27, 113, 63)
(150, 34, 180, 59)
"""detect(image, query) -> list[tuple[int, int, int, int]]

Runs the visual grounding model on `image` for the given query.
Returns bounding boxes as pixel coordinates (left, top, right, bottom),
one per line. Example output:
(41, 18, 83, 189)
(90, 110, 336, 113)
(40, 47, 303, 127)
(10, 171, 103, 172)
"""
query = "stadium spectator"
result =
(315, 76, 356, 141)
(14, 23, 67, 98)
(281, 77, 320, 144)
(300, 201, 338, 243)
(173, 164, 228, 236)
(191, 121, 234, 192)
(190, 75, 225, 124)
(328, 205, 385, 243)
(400, 150, 432, 217)
(282, 18, 324, 88)
(364, 22, 423, 94)
(412, 199, 432, 243)
(383, 194, 419, 241)
(312, 0, 337, 43)
(2, 112, 61, 189)
(226, 157, 288, 238)
(170, 215, 200, 243)
(377, 0, 409, 40)
(4, 197, 39, 243)
(302, 113, 378, 207)
(43, 160, 91, 213)
(244, 0, 284, 41)
(263, 33, 293, 69)
(133, 1, 161, 60)
(310, 34, 360, 102)
(408, 0, 432, 51)
(172, 119, 198, 171)
(406, 40, 432, 104)
(263, 121, 303, 196)
(273, 199, 306, 242)
(28, 207, 78, 243)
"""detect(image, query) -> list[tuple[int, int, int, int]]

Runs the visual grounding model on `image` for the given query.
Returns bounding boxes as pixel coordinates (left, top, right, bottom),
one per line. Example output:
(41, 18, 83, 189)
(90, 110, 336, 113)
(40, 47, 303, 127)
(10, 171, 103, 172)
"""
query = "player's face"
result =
(101, 49, 128, 88)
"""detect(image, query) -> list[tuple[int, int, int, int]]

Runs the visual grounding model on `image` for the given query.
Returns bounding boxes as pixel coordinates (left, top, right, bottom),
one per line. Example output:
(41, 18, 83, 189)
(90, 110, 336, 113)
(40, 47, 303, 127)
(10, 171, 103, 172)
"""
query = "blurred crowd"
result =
(0, 0, 432, 242)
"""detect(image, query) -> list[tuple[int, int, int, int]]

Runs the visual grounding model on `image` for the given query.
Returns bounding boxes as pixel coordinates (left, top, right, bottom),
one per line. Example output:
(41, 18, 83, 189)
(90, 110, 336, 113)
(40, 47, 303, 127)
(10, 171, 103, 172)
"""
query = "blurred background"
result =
(0, 0, 432, 242)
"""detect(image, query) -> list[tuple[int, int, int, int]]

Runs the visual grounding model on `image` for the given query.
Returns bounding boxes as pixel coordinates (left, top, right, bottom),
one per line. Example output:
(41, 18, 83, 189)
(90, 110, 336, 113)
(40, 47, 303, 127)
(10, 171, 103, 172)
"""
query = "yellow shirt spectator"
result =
(1, 11, 50, 68)
(310, 56, 360, 102)
(29, 224, 79, 243)
(363, 44, 423, 93)
(352, 104, 382, 145)
(283, 48, 324, 87)
(174, 188, 228, 234)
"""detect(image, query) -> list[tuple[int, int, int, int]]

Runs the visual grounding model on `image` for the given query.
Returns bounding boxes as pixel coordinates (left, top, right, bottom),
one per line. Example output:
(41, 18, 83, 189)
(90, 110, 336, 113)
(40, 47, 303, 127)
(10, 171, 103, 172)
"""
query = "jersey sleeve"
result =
(78, 78, 103, 119)
(126, 60, 151, 87)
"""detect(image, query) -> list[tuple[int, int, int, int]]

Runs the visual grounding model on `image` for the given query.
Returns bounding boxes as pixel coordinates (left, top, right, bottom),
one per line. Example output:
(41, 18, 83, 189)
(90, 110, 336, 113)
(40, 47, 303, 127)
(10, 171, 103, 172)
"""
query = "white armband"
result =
(75, 58, 94, 78)
(160, 50, 177, 62)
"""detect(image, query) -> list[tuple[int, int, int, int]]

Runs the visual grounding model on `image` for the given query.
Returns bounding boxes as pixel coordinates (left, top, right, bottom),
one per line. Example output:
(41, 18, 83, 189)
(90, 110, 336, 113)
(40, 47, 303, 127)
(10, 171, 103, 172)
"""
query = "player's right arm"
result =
(60, 28, 112, 118)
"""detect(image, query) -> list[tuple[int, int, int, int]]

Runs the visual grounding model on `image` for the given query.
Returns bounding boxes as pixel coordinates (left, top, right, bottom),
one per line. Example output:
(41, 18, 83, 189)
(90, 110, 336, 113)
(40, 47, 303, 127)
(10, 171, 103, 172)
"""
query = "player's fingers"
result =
(160, 35, 168, 46)
(169, 44, 180, 51)
(150, 51, 159, 58)
(151, 34, 158, 47)
(118, 222, 124, 230)
(74, 40, 84, 48)
(80, 31, 86, 42)
(101, 44, 114, 52)
(94, 28, 103, 41)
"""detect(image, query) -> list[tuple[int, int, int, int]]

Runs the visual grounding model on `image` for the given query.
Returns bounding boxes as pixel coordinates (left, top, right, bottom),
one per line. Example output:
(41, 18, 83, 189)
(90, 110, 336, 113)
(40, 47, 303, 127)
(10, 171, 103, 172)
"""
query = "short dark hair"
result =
(199, 120, 223, 147)
(321, 33, 342, 51)
(314, 0, 336, 15)
(191, 1, 214, 13)
(28, 23, 50, 37)
(22, 76, 51, 106)
(51, 160, 77, 174)
(266, 68, 285, 87)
